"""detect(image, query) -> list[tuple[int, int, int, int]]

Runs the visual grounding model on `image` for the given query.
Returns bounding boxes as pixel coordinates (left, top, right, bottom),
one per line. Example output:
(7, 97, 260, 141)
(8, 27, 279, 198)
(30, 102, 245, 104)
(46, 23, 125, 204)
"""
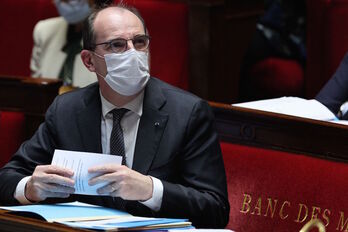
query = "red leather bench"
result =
(220, 142, 348, 231)
(0, 1, 57, 167)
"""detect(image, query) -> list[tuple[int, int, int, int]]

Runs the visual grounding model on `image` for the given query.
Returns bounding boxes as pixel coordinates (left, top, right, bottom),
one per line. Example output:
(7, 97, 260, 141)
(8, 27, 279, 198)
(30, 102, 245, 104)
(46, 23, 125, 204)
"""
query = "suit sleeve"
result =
(316, 52, 348, 114)
(0, 98, 58, 205)
(157, 100, 230, 228)
(30, 21, 43, 78)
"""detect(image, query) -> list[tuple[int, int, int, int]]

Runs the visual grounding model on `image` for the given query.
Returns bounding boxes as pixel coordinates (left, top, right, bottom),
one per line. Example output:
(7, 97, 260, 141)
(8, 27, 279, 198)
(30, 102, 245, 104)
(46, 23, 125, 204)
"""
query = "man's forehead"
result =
(94, 6, 143, 28)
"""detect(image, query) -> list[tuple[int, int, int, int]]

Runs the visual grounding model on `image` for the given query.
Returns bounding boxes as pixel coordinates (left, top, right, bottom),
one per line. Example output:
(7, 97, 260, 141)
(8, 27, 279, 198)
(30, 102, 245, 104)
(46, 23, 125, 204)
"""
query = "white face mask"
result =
(95, 49, 150, 96)
(54, 0, 91, 24)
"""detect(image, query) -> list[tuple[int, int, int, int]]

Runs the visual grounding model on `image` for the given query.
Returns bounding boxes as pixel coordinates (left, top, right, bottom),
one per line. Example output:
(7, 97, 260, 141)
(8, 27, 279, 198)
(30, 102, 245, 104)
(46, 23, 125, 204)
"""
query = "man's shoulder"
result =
(149, 77, 201, 104)
(55, 83, 99, 107)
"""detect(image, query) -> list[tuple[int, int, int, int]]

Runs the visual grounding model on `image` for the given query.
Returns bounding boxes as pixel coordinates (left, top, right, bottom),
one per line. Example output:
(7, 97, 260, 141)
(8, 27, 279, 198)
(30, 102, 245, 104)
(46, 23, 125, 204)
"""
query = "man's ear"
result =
(81, 50, 96, 72)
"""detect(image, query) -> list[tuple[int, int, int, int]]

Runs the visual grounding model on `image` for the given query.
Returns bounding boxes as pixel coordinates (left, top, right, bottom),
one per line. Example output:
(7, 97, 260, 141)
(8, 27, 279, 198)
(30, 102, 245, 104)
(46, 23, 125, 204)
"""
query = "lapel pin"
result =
(154, 122, 160, 126)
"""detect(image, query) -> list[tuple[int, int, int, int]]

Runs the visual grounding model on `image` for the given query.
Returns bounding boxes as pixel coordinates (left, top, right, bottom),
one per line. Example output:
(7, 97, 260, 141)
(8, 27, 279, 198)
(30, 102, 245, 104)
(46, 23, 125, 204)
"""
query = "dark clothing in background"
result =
(316, 52, 348, 119)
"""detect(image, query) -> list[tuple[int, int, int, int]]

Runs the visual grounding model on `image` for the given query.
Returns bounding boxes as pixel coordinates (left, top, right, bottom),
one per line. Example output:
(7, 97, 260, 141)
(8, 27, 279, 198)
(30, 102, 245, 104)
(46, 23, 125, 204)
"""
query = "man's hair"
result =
(83, 1, 147, 51)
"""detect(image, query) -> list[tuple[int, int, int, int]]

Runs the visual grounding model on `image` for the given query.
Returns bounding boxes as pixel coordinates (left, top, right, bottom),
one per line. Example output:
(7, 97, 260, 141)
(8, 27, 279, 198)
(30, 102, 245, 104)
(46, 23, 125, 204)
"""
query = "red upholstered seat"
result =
(0, 0, 189, 89)
(0, 112, 25, 167)
(242, 0, 348, 101)
(0, 0, 58, 77)
(220, 142, 348, 231)
(249, 58, 304, 99)
(0, 0, 58, 167)
(119, 0, 189, 90)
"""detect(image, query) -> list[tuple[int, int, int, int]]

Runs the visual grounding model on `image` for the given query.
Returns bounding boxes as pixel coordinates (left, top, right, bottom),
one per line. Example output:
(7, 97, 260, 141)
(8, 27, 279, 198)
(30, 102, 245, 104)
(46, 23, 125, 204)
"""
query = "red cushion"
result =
(0, 112, 25, 167)
(0, 0, 58, 76)
(220, 142, 348, 231)
(119, 0, 189, 90)
(249, 58, 304, 98)
(0, 0, 188, 90)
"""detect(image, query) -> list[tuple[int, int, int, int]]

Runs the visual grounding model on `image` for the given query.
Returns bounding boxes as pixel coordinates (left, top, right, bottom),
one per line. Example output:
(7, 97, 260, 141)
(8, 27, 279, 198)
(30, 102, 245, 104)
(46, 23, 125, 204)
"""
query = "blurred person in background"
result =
(316, 52, 348, 120)
(30, 0, 114, 88)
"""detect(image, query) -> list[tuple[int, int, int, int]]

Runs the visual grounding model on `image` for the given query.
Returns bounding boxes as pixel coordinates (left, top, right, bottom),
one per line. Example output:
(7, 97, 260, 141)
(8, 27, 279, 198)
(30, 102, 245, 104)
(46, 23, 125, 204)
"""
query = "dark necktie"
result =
(110, 108, 129, 211)
(58, 25, 82, 85)
(58, 41, 82, 85)
(110, 108, 129, 164)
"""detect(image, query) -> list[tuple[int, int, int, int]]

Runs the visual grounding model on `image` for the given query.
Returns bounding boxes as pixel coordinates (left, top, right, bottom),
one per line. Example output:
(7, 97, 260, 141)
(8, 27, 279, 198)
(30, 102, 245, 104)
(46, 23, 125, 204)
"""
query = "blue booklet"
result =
(0, 201, 192, 231)
(0, 201, 130, 222)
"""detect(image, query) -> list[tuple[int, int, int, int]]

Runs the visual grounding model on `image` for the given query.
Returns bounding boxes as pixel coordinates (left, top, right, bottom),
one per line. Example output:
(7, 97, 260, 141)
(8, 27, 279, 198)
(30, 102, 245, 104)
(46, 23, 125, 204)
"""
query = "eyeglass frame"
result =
(92, 34, 151, 54)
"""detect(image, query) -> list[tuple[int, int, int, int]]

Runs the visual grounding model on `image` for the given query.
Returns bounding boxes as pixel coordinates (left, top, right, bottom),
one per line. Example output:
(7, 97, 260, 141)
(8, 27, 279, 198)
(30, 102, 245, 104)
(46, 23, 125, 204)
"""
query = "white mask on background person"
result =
(54, 0, 91, 24)
(95, 49, 150, 96)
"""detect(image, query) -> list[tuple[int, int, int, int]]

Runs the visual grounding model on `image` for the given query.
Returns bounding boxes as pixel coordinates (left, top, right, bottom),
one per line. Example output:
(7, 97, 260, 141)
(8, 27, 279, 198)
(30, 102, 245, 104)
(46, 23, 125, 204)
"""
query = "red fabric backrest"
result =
(0, 1, 57, 166)
(250, 58, 304, 99)
(0, 0, 58, 76)
(220, 142, 348, 231)
(306, 0, 348, 98)
(118, 0, 189, 89)
(0, 0, 189, 90)
(0, 112, 25, 168)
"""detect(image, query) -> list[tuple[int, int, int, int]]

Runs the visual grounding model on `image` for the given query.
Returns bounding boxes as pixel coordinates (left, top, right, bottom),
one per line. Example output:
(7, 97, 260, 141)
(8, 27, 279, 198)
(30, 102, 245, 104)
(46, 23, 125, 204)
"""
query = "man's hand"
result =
(25, 165, 75, 202)
(88, 164, 153, 201)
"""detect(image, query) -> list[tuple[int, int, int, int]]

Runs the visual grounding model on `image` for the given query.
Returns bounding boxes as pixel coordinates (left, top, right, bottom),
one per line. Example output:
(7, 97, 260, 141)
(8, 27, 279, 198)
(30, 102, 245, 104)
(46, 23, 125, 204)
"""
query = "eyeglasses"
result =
(94, 35, 150, 54)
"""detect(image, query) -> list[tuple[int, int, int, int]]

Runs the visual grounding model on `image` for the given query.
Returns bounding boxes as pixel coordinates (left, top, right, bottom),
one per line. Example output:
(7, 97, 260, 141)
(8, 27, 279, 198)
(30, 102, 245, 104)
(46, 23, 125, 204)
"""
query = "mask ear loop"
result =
(93, 52, 104, 59)
(91, 52, 107, 78)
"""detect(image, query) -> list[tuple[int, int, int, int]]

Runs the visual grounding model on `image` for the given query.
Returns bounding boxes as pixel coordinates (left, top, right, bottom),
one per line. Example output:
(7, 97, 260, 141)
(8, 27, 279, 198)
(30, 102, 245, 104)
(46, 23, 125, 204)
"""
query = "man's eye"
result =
(133, 38, 146, 47)
(110, 40, 125, 49)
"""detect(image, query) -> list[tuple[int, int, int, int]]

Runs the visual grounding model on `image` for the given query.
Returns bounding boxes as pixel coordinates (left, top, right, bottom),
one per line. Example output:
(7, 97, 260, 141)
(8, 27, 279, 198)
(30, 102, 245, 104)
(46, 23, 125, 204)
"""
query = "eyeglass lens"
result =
(110, 35, 149, 53)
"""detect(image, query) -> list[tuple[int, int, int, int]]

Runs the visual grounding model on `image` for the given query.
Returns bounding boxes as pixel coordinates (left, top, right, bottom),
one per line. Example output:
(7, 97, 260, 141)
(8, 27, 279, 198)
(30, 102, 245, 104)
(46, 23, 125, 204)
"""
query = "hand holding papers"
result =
(51, 150, 153, 201)
(51, 150, 122, 195)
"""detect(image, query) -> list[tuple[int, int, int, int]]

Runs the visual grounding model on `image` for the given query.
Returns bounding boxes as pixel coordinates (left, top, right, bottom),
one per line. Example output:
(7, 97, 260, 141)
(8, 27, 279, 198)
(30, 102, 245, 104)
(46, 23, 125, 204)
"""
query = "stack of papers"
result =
(51, 149, 123, 195)
(0, 201, 192, 231)
(233, 97, 338, 121)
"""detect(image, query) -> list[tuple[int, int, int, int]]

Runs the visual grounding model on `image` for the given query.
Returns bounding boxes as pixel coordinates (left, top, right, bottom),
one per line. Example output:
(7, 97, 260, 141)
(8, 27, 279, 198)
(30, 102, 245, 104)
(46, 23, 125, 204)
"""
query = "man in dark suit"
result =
(0, 3, 229, 228)
(316, 52, 348, 119)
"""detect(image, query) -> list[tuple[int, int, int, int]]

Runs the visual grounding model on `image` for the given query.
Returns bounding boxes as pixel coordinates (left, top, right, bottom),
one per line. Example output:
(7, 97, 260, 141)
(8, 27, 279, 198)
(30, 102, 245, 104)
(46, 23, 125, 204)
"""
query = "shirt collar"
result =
(100, 90, 144, 118)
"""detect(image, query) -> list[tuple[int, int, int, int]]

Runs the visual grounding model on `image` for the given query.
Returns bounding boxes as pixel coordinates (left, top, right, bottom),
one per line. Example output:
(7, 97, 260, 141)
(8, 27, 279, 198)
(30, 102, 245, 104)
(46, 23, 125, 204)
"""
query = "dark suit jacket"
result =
(0, 78, 229, 228)
(316, 52, 348, 118)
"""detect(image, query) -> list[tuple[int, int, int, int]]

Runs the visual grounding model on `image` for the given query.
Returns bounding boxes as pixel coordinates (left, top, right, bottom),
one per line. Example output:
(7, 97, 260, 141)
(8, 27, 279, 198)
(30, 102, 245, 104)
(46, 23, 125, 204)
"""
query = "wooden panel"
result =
(0, 210, 88, 232)
(0, 76, 62, 139)
(189, 0, 264, 103)
(210, 101, 348, 162)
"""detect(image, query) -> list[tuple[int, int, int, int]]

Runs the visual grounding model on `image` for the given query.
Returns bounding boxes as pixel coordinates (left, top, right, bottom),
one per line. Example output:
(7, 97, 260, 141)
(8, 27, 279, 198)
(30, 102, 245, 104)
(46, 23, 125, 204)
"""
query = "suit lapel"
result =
(76, 84, 102, 153)
(132, 79, 168, 174)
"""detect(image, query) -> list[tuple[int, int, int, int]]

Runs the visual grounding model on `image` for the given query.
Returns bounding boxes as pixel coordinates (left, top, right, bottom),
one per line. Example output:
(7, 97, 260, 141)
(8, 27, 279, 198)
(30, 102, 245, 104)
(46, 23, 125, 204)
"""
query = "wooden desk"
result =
(0, 75, 62, 139)
(210, 102, 348, 162)
(0, 210, 88, 232)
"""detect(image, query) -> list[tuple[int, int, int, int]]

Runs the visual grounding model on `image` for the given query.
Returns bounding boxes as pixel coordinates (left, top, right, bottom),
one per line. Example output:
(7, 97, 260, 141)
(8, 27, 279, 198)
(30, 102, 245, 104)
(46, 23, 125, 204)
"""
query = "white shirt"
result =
(14, 90, 163, 211)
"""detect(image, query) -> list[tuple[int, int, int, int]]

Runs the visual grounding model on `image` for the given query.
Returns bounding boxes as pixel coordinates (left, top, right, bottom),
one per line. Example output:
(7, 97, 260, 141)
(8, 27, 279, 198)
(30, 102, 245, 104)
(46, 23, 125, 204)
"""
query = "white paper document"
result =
(51, 150, 122, 195)
(233, 97, 338, 121)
